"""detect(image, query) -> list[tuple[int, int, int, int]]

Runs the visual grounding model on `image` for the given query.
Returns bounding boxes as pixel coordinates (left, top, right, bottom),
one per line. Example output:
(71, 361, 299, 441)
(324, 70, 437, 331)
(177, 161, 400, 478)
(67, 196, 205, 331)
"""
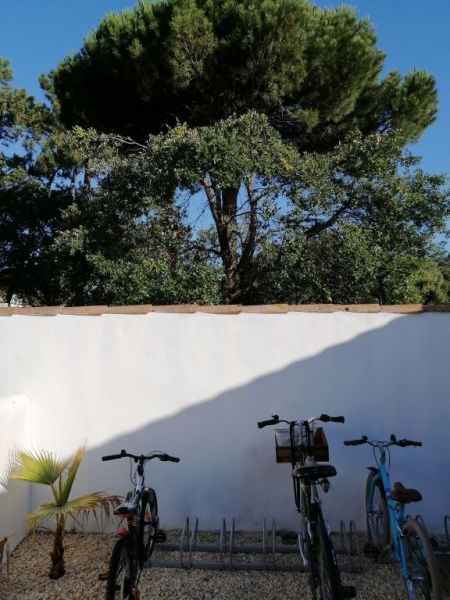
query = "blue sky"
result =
(1, 0, 449, 176)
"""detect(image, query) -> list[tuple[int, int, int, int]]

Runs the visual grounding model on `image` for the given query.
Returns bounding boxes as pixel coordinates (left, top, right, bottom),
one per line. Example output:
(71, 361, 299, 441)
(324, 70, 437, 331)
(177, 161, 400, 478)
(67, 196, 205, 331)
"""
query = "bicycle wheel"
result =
(366, 470, 390, 550)
(106, 537, 135, 600)
(317, 520, 343, 600)
(299, 513, 318, 600)
(402, 519, 442, 600)
(140, 488, 158, 564)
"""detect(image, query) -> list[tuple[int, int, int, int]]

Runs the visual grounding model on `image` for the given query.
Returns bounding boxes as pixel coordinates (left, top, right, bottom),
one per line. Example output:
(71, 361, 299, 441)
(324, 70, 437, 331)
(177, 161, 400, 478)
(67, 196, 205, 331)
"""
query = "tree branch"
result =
(304, 200, 351, 238)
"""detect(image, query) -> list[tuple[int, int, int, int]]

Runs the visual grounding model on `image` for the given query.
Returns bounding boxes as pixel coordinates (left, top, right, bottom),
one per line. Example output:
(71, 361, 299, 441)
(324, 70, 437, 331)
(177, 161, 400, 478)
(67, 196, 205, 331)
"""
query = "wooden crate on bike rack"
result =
(275, 427, 329, 463)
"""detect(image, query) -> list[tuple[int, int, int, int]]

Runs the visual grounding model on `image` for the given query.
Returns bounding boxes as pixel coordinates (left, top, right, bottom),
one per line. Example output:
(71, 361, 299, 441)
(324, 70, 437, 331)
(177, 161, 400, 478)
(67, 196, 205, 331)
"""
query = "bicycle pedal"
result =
(154, 530, 167, 543)
(342, 586, 357, 598)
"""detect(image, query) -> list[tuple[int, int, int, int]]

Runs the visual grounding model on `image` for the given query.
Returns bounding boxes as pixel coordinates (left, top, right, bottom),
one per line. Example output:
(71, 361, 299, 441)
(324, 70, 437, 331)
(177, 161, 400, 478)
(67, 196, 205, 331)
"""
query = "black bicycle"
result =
(258, 413, 355, 600)
(102, 449, 180, 600)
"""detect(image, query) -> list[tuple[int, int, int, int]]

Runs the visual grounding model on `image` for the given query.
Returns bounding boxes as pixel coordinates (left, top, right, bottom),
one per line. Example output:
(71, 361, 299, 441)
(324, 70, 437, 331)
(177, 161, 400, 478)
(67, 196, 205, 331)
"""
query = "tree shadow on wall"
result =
(52, 315, 450, 531)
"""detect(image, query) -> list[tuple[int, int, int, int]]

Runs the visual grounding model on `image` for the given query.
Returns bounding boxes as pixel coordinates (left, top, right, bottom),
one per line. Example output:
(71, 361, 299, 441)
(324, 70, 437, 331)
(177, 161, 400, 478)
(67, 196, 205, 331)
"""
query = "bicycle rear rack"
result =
(145, 517, 362, 573)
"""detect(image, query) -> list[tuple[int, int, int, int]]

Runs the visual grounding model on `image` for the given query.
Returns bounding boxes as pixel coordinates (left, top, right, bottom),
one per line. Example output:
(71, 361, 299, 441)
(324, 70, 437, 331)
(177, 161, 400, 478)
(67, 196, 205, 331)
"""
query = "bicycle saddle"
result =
(113, 491, 137, 516)
(390, 482, 422, 504)
(294, 464, 337, 481)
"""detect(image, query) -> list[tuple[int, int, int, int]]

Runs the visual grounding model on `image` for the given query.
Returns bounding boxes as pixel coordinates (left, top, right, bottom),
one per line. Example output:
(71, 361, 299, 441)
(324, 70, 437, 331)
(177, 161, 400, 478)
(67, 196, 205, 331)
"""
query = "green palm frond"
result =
(28, 502, 65, 532)
(27, 493, 121, 532)
(59, 446, 85, 506)
(8, 448, 69, 487)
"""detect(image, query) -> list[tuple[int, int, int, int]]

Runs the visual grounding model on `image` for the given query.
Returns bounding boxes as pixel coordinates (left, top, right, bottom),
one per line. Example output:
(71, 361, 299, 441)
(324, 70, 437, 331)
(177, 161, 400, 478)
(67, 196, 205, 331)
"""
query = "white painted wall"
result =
(0, 312, 448, 534)
(0, 393, 32, 548)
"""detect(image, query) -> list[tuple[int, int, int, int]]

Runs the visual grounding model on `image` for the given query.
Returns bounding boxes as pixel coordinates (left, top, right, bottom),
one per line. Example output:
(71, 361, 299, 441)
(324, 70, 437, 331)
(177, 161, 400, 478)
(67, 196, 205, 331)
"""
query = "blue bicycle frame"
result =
(368, 448, 412, 582)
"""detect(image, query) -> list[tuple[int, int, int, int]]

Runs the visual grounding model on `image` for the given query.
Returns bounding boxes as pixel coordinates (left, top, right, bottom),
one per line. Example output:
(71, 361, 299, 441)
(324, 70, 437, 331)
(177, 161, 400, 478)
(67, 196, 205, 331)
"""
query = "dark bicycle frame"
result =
(258, 413, 351, 599)
(289, 418, 337, 582)
(102, 449, 179, 594)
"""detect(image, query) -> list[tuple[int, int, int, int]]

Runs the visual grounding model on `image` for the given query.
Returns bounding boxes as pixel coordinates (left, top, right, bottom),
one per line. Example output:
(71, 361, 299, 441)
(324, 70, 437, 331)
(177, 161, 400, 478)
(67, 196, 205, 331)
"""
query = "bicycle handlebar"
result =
(344, 436, 422, 448)
(257, 413, 345, 428)
(102, 449, 180, 462)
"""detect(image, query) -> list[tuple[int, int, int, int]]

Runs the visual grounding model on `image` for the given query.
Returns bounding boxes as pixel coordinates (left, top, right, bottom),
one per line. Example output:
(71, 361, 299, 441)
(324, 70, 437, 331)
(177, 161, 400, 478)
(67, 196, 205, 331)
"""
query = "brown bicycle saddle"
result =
(390, 481, 422, 504)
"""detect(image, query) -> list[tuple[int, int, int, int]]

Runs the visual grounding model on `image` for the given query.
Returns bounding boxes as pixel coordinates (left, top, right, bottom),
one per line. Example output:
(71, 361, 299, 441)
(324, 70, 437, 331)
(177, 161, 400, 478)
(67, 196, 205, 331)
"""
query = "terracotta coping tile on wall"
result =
(151, 304, 197, 313)
(289, 304, 381, 313)
(102, 305, 153, 314)
(197, 305, 242, 314)
(0, 303, 449, 316)
(241, 304, 289, 313)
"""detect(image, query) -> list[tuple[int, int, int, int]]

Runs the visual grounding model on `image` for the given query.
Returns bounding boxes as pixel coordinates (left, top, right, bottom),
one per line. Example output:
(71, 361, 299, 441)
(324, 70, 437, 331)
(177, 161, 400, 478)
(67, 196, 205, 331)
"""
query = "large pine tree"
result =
(48, 0, 437, 150)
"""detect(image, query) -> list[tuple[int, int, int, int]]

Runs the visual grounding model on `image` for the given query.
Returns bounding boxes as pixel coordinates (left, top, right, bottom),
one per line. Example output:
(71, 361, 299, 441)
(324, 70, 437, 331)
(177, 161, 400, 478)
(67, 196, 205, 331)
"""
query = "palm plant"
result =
(4, 445, 120, 579)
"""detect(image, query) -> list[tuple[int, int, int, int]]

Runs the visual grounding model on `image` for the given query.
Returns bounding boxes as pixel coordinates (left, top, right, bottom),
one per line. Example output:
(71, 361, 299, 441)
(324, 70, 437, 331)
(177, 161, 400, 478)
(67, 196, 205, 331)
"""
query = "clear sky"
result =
(0, 0, 449, 176)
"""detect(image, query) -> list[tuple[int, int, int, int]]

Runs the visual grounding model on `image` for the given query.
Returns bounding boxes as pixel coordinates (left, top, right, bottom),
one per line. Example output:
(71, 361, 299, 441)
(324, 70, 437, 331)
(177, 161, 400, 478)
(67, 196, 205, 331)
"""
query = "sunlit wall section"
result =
(0, 393, 32, 548)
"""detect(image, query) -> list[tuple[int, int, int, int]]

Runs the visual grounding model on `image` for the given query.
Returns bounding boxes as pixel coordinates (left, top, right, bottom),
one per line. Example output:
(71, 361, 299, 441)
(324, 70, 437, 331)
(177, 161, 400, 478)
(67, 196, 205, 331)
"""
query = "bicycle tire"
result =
(365, 470, 390, 550)
(139, 488, 158, 566)
(316, 520, 343, 600)
(402, 518, 442, 600)
(299, 509, 318, 600)
(105, 537, 135, 600)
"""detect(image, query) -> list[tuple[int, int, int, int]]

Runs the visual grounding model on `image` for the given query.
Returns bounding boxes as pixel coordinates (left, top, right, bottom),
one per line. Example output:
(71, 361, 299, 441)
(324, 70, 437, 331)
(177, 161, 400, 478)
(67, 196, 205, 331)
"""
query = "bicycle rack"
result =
(444, 515, 450, 550)
(336, 520, 362, 573)
(406, 513, 450, 553)
(145, 517, 363, 573)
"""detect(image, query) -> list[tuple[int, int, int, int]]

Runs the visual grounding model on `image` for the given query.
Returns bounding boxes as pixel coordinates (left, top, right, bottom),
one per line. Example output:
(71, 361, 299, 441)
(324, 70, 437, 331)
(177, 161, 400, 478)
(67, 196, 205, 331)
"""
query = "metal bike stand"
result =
(146, 517, 362, 573)
(337, 520, 363, 573)
(411, 513, 450, 552)
(444, 515, 450, 550)
(432, 514, 450, 597)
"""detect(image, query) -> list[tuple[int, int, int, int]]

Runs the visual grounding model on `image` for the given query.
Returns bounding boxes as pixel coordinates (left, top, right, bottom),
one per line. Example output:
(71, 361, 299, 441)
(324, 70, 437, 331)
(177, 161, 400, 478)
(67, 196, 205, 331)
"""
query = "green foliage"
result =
(49, 0, 437, 149)
(1, 57, 52, 150)
(138, 114, 448, 301)
(1, 108, 448, 305)
(41, 0, 443, 302)
(1, 28, 448, 307)
(247, 227, 450, 305)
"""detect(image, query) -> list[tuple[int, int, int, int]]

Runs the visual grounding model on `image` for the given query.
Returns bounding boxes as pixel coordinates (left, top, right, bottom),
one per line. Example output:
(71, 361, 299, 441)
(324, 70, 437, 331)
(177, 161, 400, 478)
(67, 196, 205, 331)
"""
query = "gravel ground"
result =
(0, 530, 410, 599)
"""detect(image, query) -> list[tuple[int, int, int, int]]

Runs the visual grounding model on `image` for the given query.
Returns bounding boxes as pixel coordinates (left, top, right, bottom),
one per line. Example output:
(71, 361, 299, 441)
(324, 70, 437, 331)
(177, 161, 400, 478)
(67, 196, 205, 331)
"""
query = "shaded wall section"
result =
(0, 311, 448, 533)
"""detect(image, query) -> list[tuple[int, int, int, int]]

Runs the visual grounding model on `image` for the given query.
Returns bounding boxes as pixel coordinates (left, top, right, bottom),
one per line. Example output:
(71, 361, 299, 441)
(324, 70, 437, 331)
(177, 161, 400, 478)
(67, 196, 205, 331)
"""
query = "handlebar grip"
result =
(258, 415, 280, 429)
(331, 416, 345, 423)
(344, 437, 367, 446)
(399, 439, 422, 447)
(257, 416, 279, 429)
(319, 414, 345, 423)
(160, 454, 180, 462)
(102, 454, 123, 461)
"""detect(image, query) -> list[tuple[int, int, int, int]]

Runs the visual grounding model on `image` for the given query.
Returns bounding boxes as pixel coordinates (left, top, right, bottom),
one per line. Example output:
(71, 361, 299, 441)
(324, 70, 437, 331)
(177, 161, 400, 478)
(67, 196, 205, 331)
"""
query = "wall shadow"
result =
(24, 315, 450, 532)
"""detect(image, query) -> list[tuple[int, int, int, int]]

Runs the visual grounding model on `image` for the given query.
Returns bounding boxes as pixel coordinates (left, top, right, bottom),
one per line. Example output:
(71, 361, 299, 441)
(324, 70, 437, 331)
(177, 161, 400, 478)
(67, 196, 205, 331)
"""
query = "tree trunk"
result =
(201, 179, 259, 304)
(49, 522, 65, 579)
(220, 186, 240, 303)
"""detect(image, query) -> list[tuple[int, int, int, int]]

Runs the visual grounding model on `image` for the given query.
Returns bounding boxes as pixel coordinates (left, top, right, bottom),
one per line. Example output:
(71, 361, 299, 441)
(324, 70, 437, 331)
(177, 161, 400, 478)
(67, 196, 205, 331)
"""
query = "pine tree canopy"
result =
(48, 0, 437, 149)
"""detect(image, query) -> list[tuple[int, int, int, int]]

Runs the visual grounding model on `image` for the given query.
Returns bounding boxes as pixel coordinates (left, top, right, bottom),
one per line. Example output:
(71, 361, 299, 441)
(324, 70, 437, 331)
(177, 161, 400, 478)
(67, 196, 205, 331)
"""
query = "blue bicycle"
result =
(344, 434, 442, 600)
